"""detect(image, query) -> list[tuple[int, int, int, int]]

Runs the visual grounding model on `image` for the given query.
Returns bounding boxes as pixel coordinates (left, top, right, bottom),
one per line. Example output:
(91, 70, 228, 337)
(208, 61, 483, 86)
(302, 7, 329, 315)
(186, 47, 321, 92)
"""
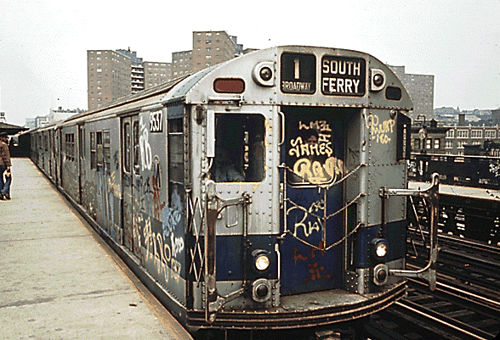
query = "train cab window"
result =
(211, 114, 265, 183)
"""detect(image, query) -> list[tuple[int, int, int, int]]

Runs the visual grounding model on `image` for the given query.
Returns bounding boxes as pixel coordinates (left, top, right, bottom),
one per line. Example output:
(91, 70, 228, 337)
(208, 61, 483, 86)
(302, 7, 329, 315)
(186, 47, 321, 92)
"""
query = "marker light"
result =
(252, 61, 274, 87)
(259, 67, 273, 81)
(252, 278, 272, 302)
(370, 69, 386, 91)
(373, 264, 389, 286)
(213, 78, 245, 93)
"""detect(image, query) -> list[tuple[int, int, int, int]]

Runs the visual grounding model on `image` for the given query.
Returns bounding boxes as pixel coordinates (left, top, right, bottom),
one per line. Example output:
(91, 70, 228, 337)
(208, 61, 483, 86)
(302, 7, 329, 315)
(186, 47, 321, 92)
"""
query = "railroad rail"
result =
(407, 229, 500, 297)
(366, 279, 500, 340)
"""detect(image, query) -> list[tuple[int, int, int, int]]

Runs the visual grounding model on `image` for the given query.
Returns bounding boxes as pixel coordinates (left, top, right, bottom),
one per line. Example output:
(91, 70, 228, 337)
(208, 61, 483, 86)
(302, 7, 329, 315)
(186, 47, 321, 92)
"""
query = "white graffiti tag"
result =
(140, 116, 152, 170)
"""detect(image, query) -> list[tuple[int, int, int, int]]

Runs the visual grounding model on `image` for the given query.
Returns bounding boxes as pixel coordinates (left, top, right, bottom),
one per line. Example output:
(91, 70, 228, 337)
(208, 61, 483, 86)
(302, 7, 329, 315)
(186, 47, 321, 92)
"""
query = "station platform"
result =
(0, 158, 193, 339)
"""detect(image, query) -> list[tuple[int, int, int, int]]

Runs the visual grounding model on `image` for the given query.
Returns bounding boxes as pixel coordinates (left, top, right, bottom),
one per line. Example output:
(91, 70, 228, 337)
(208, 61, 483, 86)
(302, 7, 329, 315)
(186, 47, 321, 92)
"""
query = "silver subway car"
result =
(29, 46, 439, 332)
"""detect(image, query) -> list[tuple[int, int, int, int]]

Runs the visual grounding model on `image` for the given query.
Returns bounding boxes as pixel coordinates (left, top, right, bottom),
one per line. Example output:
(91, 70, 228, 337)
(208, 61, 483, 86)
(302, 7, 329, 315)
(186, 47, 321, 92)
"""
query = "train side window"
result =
(96, 131, 103, 169)
(90, 132, 96, 170)
(211, 114, 265, 182)
(65, 133, 75, 162)
(103, 130, 111, 173)
(133, 121, 140, 175)
(123, 123, 131, 173)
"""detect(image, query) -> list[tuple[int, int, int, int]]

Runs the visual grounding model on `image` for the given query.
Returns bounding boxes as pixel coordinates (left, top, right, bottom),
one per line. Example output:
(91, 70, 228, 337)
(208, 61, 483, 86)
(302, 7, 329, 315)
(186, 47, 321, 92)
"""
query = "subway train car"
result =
(28, 46, 439, 333)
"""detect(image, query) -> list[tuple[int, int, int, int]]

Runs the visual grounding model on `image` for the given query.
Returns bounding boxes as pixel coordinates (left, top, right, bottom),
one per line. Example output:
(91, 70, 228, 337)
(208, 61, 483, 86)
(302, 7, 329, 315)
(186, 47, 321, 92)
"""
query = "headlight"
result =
(375, 242, 388, 258)
(371, 238, 389, 260)
(252, 249, 270, 271)
(255, 254, 270, 271)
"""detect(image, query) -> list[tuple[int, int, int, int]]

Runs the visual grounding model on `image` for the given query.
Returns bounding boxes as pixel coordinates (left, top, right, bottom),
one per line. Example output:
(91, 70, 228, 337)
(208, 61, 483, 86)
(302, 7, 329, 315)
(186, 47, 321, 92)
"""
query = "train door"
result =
(59, 129, 64, 188)
(280, 106, 346, 295)
(121, 115, 140, 251)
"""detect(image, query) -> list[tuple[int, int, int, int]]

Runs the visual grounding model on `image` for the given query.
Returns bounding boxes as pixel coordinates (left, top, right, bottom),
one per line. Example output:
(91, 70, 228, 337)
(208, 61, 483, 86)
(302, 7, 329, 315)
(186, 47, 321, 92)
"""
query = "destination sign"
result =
(280, 52, 316, 95)
(321, 56, 366, 96)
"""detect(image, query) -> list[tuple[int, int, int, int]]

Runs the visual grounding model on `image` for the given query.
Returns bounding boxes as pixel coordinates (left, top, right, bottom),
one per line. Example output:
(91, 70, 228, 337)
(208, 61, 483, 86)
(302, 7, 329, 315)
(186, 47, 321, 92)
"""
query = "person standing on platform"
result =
(0, 132, 12, 200)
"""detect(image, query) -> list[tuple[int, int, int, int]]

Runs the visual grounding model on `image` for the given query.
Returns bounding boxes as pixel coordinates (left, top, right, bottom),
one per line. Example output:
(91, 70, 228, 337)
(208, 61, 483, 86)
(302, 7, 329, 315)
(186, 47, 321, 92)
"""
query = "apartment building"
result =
(87, 32, 245, 109)
(389, 66, 434, 122)
(87, 50, 132, 110)
(144, 62, 171, 89)
(192, 31, 237, 72)
(172, 51, 192, 79)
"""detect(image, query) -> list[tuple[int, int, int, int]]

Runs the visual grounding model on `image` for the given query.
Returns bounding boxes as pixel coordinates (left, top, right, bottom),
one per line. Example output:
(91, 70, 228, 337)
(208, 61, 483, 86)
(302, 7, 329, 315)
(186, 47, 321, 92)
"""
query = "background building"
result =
(87, 50, 132, 110)
(171, 51, 192, 79)
(144, 62, 171, 89)
(192, 31, 238, 72)
(87, 31, 247, 110)
(117, 49, 145, 93)
(389, 66, 434, 122)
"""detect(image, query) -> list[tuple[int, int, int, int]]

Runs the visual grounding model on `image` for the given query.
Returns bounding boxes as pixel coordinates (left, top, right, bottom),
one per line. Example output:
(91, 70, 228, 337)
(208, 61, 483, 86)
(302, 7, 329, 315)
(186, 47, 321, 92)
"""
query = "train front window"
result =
(284, 107, 345, 186)
(211, 114, 265, 183)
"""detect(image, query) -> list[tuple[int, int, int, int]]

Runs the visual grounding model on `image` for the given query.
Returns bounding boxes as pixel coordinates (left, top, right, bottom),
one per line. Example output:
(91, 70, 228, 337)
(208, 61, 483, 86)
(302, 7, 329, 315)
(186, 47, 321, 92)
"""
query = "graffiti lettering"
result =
(303, 262, 331, 283)
(288, 119, 345, 184)
(139, 116, 152, 170)
(143, 217, 182, 284)
(289, 135, 333, 158)
(489, 163, 500, 177)
(293, 241, 331, 283)
(171, 234, 185, 258)
(293, 157, 344, 184)
(288, 199, 324, 239)
(299, 120, 332, 132)
(293, 246, 309, 264)
(366, 114, 395, 144)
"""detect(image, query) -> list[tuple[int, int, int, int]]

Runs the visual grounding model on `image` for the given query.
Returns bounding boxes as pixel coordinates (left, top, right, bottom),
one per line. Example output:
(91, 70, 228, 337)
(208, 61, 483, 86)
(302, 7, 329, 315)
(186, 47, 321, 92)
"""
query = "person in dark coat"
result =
(0, 132, 12, 200)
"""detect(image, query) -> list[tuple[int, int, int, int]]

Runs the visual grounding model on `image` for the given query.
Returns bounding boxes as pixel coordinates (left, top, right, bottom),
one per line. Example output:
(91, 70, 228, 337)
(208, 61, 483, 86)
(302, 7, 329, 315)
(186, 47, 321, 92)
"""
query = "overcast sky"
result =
(1, 0, 499, 126)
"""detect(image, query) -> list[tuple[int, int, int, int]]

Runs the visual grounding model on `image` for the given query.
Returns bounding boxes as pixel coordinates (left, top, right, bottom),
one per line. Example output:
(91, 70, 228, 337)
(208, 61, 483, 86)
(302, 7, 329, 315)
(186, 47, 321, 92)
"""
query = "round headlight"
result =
(375, 242, 388, 258)
(255, 254, 270, 271)
(371, 238, 389, 260)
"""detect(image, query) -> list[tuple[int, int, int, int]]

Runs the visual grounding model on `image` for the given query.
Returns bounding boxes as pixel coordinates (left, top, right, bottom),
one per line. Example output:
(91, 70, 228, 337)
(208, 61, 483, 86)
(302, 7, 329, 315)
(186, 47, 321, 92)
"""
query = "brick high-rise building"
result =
(144, 62, 171, 89)
(87, 32, 249, 110)
(172, 51, 192, 79)
(192, 31, 238, 72)
(389, 65, 434, 122)
(87, 50, 132, 110)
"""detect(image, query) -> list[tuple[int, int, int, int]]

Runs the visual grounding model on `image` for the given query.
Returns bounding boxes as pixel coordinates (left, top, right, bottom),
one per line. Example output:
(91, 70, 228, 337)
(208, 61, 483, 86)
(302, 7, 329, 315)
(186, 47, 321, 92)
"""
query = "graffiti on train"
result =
(139, 116, 152, 171)
(288, 120, 344, 184)
(366, 114, 395, 145)
(490, 163, 500, 178)
(287, 199, 325, 238)
(143, 217, 183, 284)
(293, 241, 331, 284)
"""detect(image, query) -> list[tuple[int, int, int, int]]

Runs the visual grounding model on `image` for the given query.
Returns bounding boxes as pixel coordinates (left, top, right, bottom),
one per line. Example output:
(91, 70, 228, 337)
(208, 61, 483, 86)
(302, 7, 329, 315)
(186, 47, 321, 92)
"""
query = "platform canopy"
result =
(0, 122, 29, 135)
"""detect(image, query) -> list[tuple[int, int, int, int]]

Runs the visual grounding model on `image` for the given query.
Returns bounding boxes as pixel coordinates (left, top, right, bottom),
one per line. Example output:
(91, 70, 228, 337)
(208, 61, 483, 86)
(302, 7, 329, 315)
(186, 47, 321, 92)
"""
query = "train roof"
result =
(35, 45, 412, 131)
(163, 45, 413, 110)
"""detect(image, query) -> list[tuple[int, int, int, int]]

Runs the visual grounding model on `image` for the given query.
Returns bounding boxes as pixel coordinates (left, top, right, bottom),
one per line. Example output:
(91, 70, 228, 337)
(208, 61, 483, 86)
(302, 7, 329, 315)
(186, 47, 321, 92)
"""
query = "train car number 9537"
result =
(150, 110, 163, 133)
